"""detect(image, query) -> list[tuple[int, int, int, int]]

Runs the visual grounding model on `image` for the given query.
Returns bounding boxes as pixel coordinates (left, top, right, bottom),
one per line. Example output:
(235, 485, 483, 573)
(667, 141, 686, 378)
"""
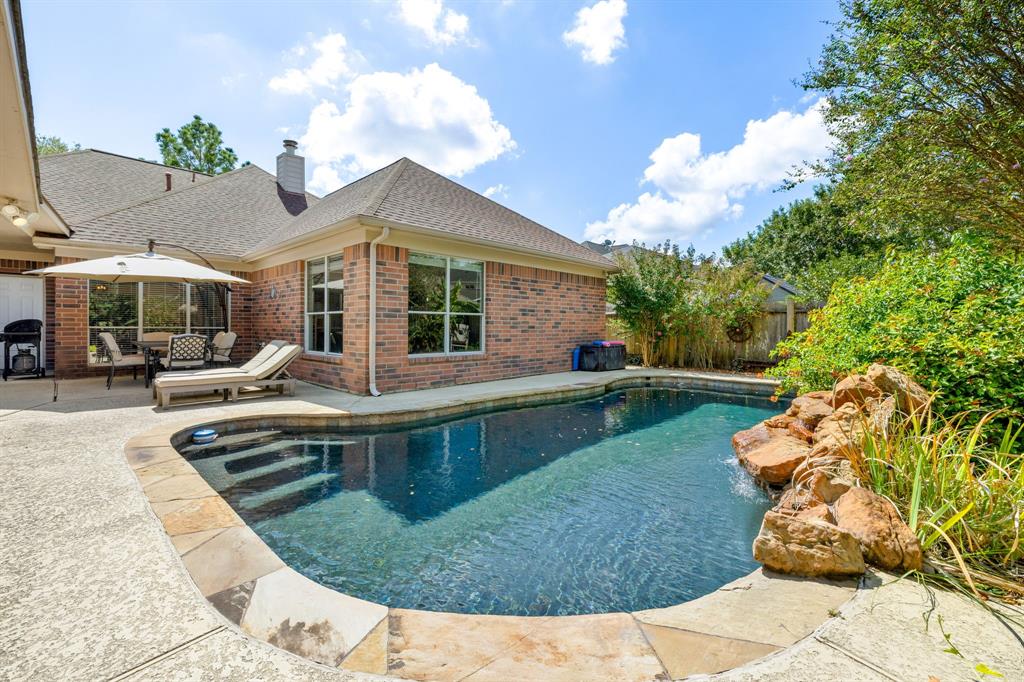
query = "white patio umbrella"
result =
(26, 251, 248, 284)
(25, 244, 248, 401)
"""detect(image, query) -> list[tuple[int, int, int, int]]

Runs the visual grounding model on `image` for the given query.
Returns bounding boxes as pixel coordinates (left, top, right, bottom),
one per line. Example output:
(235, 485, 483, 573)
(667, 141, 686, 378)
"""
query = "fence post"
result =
(786, 299, 796, 336)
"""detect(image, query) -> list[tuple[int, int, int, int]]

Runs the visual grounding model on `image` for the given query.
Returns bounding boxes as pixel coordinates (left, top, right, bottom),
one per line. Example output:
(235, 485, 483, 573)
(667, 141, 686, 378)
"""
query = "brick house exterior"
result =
(18, 151, 613, 394)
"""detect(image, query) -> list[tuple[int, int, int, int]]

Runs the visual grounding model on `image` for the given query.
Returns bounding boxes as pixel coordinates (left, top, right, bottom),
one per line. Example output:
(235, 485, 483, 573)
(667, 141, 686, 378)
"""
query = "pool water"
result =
(181, 388, 779, 616)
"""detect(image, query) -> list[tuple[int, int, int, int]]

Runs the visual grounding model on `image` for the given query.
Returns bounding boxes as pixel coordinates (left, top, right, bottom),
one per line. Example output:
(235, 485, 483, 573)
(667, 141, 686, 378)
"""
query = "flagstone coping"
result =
(125, 372, 859, 680)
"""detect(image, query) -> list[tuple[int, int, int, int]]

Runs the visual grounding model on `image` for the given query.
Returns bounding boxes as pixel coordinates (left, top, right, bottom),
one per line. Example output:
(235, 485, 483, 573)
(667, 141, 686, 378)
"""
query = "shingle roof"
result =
(39, 150, 216, 224)
(66, 164, 317, 258)
(251, 158, 614, 268)
(40, 151, 612, 270)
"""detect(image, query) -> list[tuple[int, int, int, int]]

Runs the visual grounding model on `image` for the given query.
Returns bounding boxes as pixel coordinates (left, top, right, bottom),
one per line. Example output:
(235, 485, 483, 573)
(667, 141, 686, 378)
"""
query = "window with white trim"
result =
(86, 281, 230, 364)
(305, 254, 344, 354)
(408, 253, 483, 355)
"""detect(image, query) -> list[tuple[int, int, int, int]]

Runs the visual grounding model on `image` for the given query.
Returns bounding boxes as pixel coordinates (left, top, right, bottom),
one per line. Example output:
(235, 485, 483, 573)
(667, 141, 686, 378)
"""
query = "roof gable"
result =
(251, 158, 614, 268)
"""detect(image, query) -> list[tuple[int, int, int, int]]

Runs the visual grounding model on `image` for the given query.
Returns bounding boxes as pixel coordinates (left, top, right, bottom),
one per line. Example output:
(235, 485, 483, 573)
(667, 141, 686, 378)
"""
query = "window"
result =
(87, 281, 230, 364)
(408, 253, 483, 355)
(306, 255, 343, 354)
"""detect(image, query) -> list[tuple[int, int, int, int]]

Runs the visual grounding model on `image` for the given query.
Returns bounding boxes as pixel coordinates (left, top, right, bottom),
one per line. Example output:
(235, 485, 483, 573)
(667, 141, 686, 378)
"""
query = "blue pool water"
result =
(181, 388, 778, 616)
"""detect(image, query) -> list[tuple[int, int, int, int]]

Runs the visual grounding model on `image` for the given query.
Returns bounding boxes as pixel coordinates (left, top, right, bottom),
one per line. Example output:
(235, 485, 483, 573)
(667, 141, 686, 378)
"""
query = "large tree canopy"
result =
(36, 135, 80, 156)
(804, 0, 1024, 248)
(155, 115, 239, 175)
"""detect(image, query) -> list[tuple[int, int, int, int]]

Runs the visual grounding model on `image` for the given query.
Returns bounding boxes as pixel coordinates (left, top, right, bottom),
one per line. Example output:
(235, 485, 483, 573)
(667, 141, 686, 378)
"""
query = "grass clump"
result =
(852, 407, 1023, 595)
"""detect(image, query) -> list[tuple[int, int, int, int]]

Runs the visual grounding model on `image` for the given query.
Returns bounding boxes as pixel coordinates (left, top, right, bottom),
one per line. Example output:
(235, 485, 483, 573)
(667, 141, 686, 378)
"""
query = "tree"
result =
(723, 184, 945, 301)
(36, 135, 80, 156)
(803, 0, 1024, 248)
(155, 115, 239, 174)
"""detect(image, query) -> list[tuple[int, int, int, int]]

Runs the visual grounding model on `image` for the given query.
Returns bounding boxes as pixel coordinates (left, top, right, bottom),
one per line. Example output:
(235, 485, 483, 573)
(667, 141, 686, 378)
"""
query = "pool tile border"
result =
(126, 372, 859, 680)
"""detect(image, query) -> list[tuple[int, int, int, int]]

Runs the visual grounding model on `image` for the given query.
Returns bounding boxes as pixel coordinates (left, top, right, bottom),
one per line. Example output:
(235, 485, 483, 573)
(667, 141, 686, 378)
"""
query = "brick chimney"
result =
(276, 140, 305, 194)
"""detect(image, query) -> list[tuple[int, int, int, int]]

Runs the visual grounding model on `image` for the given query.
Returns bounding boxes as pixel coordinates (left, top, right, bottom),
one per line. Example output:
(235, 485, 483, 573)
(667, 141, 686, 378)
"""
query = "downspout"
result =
(368, 227, 390, 396)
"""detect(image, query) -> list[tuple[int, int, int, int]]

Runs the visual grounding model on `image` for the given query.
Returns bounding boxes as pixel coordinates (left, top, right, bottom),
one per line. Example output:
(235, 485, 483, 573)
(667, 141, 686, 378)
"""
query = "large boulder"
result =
(832, 374, 882, 409)
(787, 394, 834, 429)
(732, 424, 772, 456)
(833, 487, 922, 572)
(787, 420, 815, 443)
(806, 469, 852, 504)
(810, 402, 866, 460)
(738, 436, 812, 485)
(866, 364, 929, 415)
(752, 511, 865, 577)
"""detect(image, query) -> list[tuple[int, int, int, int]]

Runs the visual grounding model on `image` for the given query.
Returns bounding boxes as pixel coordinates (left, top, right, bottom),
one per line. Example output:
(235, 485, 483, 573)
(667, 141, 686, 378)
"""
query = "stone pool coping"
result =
(124, 371, 860, 681)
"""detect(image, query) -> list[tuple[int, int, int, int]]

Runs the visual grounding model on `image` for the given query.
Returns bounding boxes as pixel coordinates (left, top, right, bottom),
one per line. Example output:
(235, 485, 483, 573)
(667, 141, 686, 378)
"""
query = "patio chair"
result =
(97, 332, 145, 390)
(207, 331, 237, 366)
(451, 322, 471, 352)
(159, 333, 207, 372)
(153, 343, 302, 408)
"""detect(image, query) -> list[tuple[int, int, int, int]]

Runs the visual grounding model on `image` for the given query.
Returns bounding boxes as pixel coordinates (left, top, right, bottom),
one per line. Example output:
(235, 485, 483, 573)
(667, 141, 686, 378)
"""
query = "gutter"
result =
(368, 226, 390, 397)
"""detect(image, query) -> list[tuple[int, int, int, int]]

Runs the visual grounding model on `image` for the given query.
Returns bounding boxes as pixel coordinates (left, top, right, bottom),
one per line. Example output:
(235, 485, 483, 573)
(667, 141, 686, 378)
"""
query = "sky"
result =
(23, 0, 840, 255)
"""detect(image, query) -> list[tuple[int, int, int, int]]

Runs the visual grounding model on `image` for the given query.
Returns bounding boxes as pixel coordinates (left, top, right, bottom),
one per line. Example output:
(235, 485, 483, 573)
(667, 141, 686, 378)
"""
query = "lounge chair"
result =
(153, 343, 301, 408)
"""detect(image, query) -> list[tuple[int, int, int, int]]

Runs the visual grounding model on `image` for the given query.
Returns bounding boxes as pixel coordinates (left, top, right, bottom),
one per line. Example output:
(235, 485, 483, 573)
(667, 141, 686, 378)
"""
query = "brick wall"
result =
(40, 244, 607, 391)
(0, 259, 55, 372)
(370, 246, 607, 393)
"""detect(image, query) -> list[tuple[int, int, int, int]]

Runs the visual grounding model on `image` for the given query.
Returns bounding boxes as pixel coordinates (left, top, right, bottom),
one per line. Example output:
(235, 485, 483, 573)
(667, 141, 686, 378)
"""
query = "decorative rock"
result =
(806, 469, 852, 504)
(787, 420, 814, 443)
(866, 364, 930, 415)
(796, 504, 835, 525)
(811, 402, 867, 460)
(791, 454, 847, 488)
(833, 487, 922, 572)
(776, 487, 823, 515)
(865, 395, 897, 435)
(831, 374, 882, 409)
(737, 436, 812, 485)
(764, 413, 795, 429)
(732, 424, 772, 456)
(752, 511, 865, 577)
(789, 395, 834, 430)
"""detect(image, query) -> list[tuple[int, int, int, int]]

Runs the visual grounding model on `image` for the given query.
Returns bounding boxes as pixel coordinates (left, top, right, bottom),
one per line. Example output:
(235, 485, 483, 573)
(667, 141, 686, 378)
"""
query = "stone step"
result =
(178, 430, 281, 455)
(236, 472, 339, 511)
(200, 455, 320, 492)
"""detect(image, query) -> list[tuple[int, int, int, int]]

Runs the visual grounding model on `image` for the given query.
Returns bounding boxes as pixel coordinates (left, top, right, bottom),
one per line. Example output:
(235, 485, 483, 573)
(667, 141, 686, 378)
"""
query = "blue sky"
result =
(24, 0, 839, 255)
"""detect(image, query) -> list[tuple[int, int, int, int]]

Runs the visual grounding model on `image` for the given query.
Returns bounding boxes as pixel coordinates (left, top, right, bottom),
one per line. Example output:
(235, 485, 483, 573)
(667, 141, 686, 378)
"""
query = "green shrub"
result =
(855, 409, 1023, 588)
(769, 234, 1024, 420)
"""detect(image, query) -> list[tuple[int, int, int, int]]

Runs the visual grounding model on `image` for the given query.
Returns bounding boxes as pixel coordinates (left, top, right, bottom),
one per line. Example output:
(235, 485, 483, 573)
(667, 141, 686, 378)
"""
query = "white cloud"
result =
(301, 63, 515, 193)
(563, 0, 627, 65)
(483, 183, 509, 199)
(268, 32, 354, 95)
(396, 0, 472, 47)
(585, 99, 832, 245)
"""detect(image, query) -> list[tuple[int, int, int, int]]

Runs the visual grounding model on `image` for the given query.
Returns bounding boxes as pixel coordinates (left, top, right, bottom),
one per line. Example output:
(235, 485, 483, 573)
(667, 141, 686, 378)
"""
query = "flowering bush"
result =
(769, 234, 1024, 420)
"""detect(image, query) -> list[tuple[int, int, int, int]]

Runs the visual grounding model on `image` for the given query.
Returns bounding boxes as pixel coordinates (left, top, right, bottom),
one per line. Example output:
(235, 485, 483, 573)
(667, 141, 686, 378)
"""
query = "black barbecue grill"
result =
(1, 319, 45, 380)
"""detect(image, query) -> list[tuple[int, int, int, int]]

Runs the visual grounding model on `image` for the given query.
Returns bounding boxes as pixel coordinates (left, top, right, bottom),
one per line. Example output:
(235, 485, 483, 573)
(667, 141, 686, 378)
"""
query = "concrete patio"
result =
(1, 371, 1022, 681)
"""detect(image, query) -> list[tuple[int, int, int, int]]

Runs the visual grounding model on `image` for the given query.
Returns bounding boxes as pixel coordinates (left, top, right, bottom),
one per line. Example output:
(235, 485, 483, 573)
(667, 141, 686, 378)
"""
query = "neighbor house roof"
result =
(39, 151, 613, 270)
(251, 158, 614, 268)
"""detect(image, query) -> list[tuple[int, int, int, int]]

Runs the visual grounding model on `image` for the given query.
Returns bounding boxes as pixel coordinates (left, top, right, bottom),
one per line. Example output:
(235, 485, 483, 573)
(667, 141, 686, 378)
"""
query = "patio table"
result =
(133, 340, 167, 388)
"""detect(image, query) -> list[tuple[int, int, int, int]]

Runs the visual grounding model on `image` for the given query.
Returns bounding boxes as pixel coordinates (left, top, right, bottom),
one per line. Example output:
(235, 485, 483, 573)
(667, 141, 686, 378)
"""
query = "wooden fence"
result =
(610, 301, 814, 370)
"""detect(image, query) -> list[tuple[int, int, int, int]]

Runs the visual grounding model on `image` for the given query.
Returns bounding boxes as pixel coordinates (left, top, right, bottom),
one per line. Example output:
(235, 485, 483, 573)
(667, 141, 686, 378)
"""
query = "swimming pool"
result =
(180, 387, 778, 616)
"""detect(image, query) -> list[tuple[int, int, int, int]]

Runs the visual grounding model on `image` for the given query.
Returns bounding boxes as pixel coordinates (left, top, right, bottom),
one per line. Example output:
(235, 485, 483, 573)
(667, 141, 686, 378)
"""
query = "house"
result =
(0, 7, 614, 395)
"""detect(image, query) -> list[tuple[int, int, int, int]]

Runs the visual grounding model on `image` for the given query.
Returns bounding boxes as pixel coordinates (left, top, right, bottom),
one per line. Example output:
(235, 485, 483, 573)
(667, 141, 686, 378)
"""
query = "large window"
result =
(408, 253, 483, 355)
(87, 281, 229, 364)
(305, 255, 344, 354)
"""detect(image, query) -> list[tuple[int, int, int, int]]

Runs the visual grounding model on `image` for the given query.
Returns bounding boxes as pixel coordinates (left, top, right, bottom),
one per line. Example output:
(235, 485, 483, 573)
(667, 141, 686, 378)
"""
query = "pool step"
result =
(190, 439, 331, 468)
(199, 455, 320, 492)
(237, 472, 339, 511)
(179, 430, 281, 454)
